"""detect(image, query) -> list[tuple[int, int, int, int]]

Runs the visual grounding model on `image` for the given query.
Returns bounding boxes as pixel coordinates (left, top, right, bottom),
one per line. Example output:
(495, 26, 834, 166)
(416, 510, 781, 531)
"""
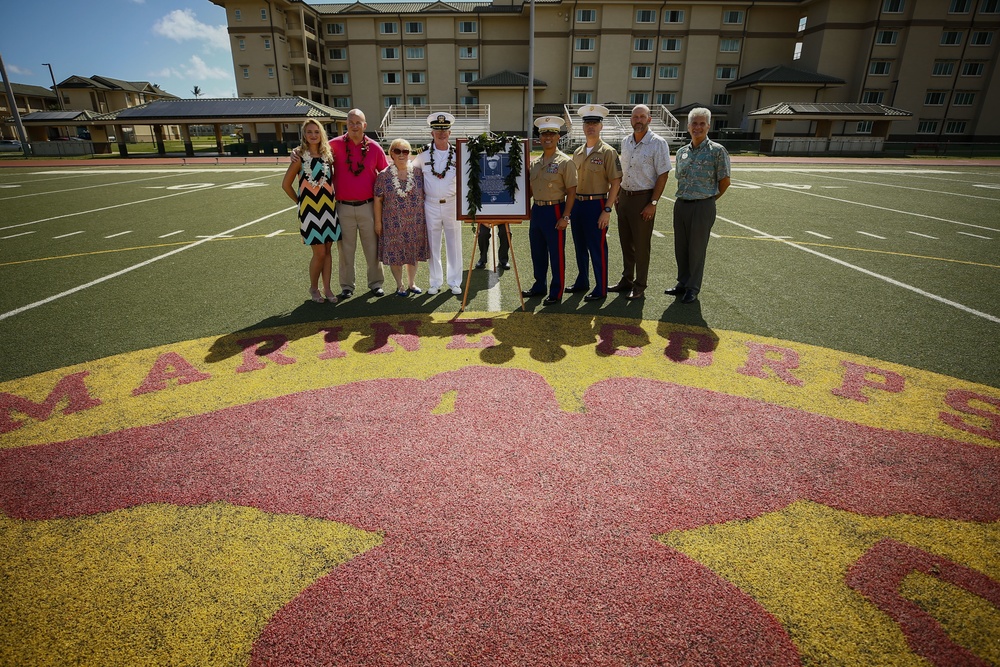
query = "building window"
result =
(972, 31, 994, 45)
(916, 120, 938, 134)
(405, 22, 423, 34)
(409, 96, 426, 105)
(941, 31, 963, 45)
(576, 38, 595, 51)
(716, 66, 737, 80)
(932, 61, 955, 76)
(235, 9, 241, 21)
(330, 48, 346, 60)
(408, 72, 426, 84)
(983, 0, 1000, 12)
(260, 8, 267, 20)
(572, 92, 593, 104)
(664, 10, 684, 23)
(459, 71, 478, 84)
(574, 65, 594, 78)
(407, 47, 424, 59)
(577, 9, 596, 22)
(459, 46, 477, 59)
(634, 38, 654, 51)
(332, 97, 351, 107)
(798, 16, 808, 31)
(242, 68, 250, 79)
(962, 62, 985, 76)
(720, 38, 740, 52)
(381, 22, 398, 34)
(267, 66, 274, 79)
(383, 72, 401, 85)
(882, 0, 904, 12)
(713, 93, 732, 106)
(876, 31, 898, 45)
(793, 42, 803, 59)
(953, 92, 975, 105)
(856, 121, 874, 134)
(382, 47, 398, 60)
(661, 38, 682, 52)
(238, 38, 245, 51)
(384, 96, 401, 108)
(861, 90, 885, 103)
(869, 61, 891, 75)
(629, 92, 649, 104)
(950, 0, 972, 12)
(459, 21, 477, 33)
(330, 73, 348, 84)
(632, 65, 652, 79)
(723, 10, 744, 24)
(459, 96, 478, 105)
(924, 91, 947, 105)
(945, 120, 967, 134)
(659, 65, 679, 79)
(263, 38, 271, 50)
(656, 92, 676, 105)
(327, 23, 345, 35)
(636, 10, 656, 23)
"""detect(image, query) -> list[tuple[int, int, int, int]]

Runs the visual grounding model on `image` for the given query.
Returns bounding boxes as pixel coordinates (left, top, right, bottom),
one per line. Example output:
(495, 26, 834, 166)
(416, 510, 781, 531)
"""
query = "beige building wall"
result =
(212, 0, 1000, 139)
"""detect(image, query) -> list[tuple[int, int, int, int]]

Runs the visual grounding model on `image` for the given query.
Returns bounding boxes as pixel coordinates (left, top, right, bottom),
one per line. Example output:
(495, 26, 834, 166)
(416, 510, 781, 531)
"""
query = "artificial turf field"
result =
(0, 158, 998, 665)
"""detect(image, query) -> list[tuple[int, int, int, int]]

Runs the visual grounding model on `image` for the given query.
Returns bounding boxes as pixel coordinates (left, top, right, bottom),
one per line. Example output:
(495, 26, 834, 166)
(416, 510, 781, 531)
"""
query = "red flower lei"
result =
(345, 135, 369, 176)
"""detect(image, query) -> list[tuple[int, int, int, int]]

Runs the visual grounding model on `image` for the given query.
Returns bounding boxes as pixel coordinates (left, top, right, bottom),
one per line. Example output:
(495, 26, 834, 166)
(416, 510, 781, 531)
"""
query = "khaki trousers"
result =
(336, 201, 384, 292)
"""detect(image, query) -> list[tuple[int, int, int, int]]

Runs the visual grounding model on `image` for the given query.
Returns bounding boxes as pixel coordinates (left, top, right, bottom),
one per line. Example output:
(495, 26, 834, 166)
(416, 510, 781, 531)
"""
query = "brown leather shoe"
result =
(626, 288, 645, 299)
(607, 281, 632, 293)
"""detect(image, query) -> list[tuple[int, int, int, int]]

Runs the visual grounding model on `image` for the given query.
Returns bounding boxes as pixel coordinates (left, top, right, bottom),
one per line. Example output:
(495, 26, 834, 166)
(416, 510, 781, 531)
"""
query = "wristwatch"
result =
(650, 199, 659, 206)
(603, 206, 612, 213)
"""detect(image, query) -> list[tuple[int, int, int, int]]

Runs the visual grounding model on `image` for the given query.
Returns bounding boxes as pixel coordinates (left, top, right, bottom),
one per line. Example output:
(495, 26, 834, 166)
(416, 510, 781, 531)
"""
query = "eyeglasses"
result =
(391, 148, 411, 155)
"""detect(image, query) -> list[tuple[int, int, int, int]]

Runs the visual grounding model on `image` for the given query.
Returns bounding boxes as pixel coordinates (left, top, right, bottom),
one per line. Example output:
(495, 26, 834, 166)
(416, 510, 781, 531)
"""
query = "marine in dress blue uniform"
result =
(522, 117, 578, 305)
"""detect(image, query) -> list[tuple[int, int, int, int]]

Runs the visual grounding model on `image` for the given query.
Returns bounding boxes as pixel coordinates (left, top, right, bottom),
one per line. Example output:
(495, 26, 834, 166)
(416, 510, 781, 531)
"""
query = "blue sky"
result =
(1, 0, 237, 99)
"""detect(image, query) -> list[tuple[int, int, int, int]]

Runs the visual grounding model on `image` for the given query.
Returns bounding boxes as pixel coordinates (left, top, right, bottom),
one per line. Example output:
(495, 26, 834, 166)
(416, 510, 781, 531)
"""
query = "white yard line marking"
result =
(53, 231, 85, 239)
(0, 173, 185, 201)
(718, 214, 1000, 325)
(806, 231, 832, 239)
(857, 231, 886, 239)
(0, 173, 280, 233)
(0, 207, 295, 322)
(30, 168, 286, 174)
(907, 231, 939, 239)
(652, 230, 665, 238)
(266, 229, 285, 238)
(159, 230, 184, 238)
(775, 170, 1000, 202)
(737, 179, 1000, 233)
(105, 231, 133, 239)
(958, 231, 992, 240)
(197, 234, 232, 238)
(710, 232, 721, 239)
(1, 231, 35, 240)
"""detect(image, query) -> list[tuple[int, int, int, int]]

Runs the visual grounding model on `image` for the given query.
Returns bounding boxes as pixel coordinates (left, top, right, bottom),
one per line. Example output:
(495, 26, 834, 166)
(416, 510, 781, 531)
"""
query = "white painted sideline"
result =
(0, 207, 295, 322)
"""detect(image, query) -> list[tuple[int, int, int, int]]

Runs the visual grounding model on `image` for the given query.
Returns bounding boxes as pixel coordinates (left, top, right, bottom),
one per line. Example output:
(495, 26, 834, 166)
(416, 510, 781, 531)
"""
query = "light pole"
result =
(43, 63, 63, 110)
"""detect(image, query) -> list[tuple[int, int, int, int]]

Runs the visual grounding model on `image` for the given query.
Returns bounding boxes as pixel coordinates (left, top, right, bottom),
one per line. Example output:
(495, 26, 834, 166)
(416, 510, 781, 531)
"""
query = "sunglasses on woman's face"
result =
(391, 148, 410, 156)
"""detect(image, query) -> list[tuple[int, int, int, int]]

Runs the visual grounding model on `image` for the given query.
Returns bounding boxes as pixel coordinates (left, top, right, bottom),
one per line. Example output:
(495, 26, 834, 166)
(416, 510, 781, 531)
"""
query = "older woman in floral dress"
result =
(373, 138, 431, 296)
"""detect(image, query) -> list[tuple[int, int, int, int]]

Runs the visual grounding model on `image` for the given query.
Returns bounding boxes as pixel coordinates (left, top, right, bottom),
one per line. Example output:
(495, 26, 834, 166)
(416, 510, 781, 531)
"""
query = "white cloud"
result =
(8, 64, 33, 76)
(183, 55, 229, 80)
(149, 66, 181, 79)
(153, 9, 229, 51)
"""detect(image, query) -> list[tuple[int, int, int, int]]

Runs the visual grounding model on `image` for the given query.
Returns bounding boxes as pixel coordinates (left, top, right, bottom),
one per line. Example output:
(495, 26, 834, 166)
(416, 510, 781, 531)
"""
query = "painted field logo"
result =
(1, 314, 997, 665)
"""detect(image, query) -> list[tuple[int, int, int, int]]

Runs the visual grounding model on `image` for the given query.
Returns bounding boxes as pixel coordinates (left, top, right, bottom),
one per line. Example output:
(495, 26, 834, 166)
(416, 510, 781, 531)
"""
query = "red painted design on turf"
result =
(0, 372, 102, 434)
(1, 368, 998, 665)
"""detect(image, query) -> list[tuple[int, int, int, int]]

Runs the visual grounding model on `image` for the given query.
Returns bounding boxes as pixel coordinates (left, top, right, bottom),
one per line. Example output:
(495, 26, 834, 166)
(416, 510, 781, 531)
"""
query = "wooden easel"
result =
(460, 219, 525, 312)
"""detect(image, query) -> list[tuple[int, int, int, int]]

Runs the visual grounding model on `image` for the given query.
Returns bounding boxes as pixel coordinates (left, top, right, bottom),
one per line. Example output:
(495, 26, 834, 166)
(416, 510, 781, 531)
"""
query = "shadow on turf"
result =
(203, 278, 718, 367)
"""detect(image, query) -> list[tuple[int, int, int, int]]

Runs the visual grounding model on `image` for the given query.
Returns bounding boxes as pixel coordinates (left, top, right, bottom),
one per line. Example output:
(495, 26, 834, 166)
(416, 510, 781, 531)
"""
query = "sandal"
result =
(324, 290, 338, 303)
(408, 286, 423, 295)
(395, 289, 409, 297)
(309, 287, 324, 303)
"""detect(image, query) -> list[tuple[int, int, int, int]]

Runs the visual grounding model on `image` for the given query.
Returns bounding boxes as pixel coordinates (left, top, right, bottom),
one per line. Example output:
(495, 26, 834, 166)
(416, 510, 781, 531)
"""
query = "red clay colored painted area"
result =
(2, 367, 998, 665)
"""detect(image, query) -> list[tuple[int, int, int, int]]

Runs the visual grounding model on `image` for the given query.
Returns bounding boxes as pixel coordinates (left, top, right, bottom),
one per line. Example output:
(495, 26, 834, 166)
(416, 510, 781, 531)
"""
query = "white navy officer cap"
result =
(427, 112, 456, 130)
(578, 104, 609, 123)
(534, 116, 564, 134)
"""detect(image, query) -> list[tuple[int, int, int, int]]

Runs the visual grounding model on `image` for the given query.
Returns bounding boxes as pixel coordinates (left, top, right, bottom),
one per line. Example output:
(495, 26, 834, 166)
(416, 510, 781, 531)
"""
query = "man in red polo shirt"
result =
(330, 109, 389, 298)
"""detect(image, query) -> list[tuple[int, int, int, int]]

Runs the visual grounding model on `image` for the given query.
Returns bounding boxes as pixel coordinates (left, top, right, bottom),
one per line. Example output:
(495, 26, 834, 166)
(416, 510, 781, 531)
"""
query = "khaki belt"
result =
(576, 194, 606, 201)
(534, 199, 564, 206)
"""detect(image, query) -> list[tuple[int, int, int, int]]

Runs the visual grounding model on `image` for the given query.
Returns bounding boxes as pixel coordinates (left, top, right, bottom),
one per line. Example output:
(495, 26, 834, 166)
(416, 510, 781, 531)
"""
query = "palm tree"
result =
(191, 86, 203, 98)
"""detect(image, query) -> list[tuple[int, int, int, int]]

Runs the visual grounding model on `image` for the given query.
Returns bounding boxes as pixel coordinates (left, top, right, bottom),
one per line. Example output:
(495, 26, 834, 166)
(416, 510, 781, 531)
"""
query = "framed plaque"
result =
(456, 137, 530, 221)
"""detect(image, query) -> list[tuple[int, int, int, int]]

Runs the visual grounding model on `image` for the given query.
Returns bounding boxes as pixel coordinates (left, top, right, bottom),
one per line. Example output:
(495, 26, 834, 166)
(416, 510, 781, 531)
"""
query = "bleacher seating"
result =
(378, 104, 491, 148)
(560, 104, 680, 150)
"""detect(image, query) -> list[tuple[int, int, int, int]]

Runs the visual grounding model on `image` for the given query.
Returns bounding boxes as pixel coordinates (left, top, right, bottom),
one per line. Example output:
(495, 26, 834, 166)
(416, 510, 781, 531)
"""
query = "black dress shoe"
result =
(583, 292, 605, 302)
(543, 296, 560, 305)
(475, 258, 487, 269)
(564, 284, 588, 294)
(499, 261, 511, 270)
(607, 282, 632, 293)
(373, 287, 385, 297)
(339, 289, 353, 299)
(521, 289, 543, 297)
(681, 289, 698, 304)
(626, 288, 645, 300)
(664, 284, 685, 296)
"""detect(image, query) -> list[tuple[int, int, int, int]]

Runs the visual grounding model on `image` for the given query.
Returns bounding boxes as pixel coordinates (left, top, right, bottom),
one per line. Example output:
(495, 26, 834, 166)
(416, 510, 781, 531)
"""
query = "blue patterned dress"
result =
(295, 149, 341, 245)
(374, 167, 430, 265)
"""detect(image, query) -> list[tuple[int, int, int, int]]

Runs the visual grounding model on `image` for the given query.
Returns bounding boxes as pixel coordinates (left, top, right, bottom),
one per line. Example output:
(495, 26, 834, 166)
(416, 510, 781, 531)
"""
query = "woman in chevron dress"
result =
(282, 119, 341, 303)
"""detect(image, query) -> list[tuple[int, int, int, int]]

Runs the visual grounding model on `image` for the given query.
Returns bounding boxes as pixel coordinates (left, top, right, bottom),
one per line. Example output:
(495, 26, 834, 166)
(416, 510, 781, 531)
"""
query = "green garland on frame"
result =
(465, 132, 523, 218)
